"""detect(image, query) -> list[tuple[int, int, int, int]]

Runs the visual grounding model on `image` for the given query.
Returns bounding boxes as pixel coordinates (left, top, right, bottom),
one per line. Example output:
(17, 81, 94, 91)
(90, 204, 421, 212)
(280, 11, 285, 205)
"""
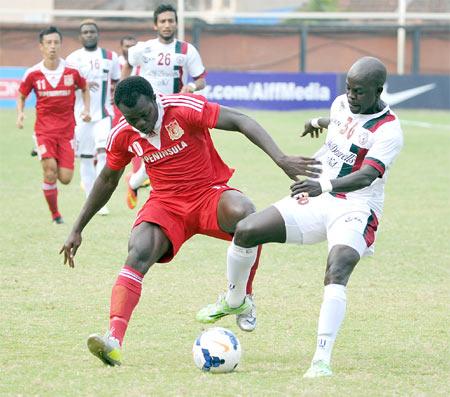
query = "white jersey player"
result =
(66, 19, 120, 215)
(198, 57, 404, 377)
(122, 4, 207, 211)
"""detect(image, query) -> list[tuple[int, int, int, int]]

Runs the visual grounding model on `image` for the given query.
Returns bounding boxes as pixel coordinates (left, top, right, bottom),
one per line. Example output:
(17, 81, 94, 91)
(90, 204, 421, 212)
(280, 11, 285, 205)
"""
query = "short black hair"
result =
(79, 19, 99, 33)
(39, 26, 62, 43)
(154, 3, 178, 24)
(120, 35, 137, 45)
(115, 76, 156, 108)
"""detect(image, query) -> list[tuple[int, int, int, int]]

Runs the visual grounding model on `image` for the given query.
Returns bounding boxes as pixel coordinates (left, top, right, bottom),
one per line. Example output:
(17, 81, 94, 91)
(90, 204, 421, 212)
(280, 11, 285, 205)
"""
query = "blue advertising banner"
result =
(200, 71, 338, 110)
(338, 74, 450, 110)
(0, 67, 35, 108)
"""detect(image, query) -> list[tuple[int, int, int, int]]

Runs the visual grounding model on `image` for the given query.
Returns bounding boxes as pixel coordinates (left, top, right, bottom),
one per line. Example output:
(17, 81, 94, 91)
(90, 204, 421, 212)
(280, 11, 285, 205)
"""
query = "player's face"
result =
(39, 33, 61, 61)
(121, 39, 136, 58)
(346, 76, 381, 114)
(119, 95, 159, 135)
(80, 24, 98, 50)
(154, 11, 177, 42)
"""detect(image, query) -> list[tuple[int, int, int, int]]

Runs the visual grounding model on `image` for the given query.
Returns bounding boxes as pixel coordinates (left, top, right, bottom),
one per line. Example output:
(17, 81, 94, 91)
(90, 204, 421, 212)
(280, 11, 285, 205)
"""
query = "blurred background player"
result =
(16, 26, 90, 224)
(66, 19, 120, 215)
(122, 3, 206, 210)
(198, 57, 403, 378)
(60, 76, 321, 367)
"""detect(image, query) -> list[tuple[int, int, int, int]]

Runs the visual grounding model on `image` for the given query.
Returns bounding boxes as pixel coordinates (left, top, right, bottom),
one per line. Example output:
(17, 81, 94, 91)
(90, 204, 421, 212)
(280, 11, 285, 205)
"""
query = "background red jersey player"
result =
(17, 26, 90, 223)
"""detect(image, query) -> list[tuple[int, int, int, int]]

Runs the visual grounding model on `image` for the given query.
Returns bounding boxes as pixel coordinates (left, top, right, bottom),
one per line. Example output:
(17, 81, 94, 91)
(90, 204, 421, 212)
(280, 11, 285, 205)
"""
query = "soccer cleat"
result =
(97, 206, 110, 216)
(125, 172, 138, 210)
(30, 149, 38, 157)
(303, 360, 333, 378)
(236, 294, 257, 332)
(87, 332, 122, 367)
(52, 216, 64, 224)
(140, 178, 151, 188)
(196, 294, 251, 324)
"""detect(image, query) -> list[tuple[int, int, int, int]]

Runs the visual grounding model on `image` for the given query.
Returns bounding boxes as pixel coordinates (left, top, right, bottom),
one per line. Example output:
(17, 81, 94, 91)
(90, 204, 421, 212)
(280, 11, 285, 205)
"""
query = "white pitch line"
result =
(401, 119, 450, 130)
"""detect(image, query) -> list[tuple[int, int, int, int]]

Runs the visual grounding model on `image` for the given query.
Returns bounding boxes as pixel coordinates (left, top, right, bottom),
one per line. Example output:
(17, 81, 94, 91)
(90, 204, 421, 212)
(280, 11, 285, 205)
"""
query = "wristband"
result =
(319, 179, 333, 193)
(310, 118, 321, 128)
(188, 82, 196, 92)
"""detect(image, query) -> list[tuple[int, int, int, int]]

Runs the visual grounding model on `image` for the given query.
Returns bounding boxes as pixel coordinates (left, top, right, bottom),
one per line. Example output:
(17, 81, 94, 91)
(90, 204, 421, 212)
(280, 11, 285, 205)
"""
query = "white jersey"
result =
(128, 38, 205, 94)
(316, 94, 403, 219)
(66, 47, 120, 122)
(118, 55, 141, 76)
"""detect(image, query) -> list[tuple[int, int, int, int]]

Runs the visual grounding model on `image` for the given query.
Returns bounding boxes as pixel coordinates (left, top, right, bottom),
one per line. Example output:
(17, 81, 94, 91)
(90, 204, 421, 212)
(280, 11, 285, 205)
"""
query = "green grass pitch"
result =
(0, 108, 449, 396)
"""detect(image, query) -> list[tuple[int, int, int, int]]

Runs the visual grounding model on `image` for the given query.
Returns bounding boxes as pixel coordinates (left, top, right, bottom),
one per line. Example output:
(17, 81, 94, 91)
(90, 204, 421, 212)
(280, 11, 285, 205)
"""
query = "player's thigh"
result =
(126, 222, 171, 274)
(327, 209, 377, 258)
(75, 122, 95, 156)
(40, 157, 58, 182)
(217, 189, 256, 233)
(93, 116, 112, 151)
(272, 195, 327, 245)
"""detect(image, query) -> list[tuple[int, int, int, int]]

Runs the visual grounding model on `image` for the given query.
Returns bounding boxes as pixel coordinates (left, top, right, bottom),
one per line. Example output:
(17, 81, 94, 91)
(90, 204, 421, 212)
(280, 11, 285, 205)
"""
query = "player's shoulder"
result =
(106, 117, 135, 150)
(159, 93, 207, 113)
(23, 62, 43, 80)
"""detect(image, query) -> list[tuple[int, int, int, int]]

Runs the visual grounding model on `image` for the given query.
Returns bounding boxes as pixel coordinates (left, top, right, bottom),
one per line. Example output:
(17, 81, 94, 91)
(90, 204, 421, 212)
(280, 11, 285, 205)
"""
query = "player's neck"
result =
(43, 58, 60, 70)
(158, 36, 175, 45)
(84, 45, 98, 52)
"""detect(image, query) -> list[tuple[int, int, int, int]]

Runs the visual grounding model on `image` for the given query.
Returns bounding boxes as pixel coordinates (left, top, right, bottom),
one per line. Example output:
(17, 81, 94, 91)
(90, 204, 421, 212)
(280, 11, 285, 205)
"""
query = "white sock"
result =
(129, 163, 147, 190)
(225, 241, 257, 308)
(312, 284, 347, 365)
(80, 157, 96, 198)
(95, 151, 107, 177)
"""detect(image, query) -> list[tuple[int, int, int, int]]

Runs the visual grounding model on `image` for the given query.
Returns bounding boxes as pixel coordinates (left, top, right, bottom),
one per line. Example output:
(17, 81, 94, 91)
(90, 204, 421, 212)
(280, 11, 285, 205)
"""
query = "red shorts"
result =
(34, 134, 75, 170)
(133, 184, 239, 262)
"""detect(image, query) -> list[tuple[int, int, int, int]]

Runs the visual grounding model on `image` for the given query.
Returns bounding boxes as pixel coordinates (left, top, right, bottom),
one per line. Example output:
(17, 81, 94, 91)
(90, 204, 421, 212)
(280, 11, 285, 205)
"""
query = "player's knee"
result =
(324, 260, 354, 285)
(126, 245, 153, 275)
(234, 216, 259, 247)
(43, 169, 57, 183)
(227, 201, 256, 223)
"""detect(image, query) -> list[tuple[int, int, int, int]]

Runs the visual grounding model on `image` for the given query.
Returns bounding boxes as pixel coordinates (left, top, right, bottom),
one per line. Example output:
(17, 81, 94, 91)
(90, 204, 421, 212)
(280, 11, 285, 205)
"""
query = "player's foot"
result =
(52, 216, 64, 224)
(30, 149, 38, 157)
(303, 360, 333, 378)
(236, 294, 257, 332)
(125, 172, 138, 210)
(87, 332, 122, 367)
(196, 294, 251, 324)
(140, 178, 151, 188)
(97, 206, 109, 216)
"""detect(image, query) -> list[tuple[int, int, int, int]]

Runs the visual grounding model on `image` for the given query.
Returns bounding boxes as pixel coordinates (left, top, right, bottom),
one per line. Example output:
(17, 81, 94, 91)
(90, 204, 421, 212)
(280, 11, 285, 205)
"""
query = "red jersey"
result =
(106, 93, 234, 196)
(19, 59, 86, 137)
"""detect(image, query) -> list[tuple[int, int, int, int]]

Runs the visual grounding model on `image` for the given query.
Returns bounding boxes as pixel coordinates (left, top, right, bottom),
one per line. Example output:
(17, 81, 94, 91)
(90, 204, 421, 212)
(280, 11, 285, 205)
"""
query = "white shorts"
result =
(75, 117, 112, 157)
(273, 194, 379, 257)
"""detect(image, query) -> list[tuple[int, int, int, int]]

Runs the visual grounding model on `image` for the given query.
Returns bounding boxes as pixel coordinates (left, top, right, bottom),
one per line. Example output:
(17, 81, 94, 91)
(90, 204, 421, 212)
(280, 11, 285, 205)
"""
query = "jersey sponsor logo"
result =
(326, 140, 357, 165)
(64, 74, 74, 86)
(143, 140, 188, 163)
(38, 89, 71, 97)
(166, 119, 184, 140)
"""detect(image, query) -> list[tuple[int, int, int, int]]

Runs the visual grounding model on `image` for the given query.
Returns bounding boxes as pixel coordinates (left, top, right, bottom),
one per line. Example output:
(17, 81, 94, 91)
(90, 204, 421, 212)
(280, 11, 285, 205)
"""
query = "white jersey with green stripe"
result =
(67, 47, 120, 122)
(128, 38, 205, 94)
(315, 94, 403, 218)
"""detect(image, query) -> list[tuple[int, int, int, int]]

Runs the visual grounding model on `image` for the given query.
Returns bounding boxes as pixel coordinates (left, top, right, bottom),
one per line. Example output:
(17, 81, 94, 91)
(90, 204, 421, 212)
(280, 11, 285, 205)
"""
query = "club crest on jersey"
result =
(64, 74, 74, 86)
(166, 120, 184, 140)
(358, 130, 369, 146)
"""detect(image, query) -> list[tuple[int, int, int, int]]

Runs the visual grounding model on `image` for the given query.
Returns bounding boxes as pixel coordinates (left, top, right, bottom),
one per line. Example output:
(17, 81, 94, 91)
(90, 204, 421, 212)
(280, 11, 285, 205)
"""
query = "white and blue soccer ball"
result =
(192, 327, 241, 373)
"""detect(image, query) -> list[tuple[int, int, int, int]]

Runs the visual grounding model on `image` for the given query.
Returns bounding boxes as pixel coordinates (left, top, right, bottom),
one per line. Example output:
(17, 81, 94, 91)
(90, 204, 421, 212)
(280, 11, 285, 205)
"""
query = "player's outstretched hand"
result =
(278, 155, 322, 180)
(301, 120, 323, 138)
(60, 232, 82, 268)
(16, 112, 25, 129)
(88, 81, 100, 92)
(290, 179, 322, 198)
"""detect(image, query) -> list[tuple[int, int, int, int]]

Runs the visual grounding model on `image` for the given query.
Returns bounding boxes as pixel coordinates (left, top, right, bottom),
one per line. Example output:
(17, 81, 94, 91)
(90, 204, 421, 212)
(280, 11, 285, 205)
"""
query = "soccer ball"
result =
(192, 327, 241, 373)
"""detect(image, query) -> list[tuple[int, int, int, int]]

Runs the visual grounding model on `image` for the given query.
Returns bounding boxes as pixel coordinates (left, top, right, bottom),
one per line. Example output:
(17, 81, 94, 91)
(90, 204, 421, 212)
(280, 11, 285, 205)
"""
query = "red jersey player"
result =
(61, 76, 321, 367)
(17, 26, 90, 224)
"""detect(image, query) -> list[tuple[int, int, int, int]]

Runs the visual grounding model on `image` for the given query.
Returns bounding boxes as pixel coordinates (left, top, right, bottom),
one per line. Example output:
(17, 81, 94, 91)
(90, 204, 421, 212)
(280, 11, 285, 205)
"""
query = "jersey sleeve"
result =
(363, 123, 403, 176)
(183, 94, 220, 129)
(105, 130, 134, 170)
(127, 42, 143, 67)
(186, 44, 206, 79)
(73, 69, 87, 90)
(111, 52, 121, 81)
(18, 70, 34, 97)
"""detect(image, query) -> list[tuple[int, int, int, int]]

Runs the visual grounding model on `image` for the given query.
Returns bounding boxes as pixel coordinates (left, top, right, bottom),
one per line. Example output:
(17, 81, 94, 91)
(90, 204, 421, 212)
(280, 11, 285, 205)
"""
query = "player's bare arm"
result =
(80, 86, 91, 122)
(121, 62, 132, 80)
(301, 117, 331, 138)
(215, 106, 322, 180)
(180, 76, 206, 94)
(290, 164, 380, 198)
(60, 166, 124, 267)
(16, 93, 27, 129)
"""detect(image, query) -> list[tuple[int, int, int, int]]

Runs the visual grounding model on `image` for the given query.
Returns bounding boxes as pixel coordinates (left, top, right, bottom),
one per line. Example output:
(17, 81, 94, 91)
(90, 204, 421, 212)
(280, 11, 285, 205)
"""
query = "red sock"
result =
(109, 266, 143, 346)
(42, 180, 60, 219)
(246, 245, 262, 295)
(131, 156, 142, 173)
